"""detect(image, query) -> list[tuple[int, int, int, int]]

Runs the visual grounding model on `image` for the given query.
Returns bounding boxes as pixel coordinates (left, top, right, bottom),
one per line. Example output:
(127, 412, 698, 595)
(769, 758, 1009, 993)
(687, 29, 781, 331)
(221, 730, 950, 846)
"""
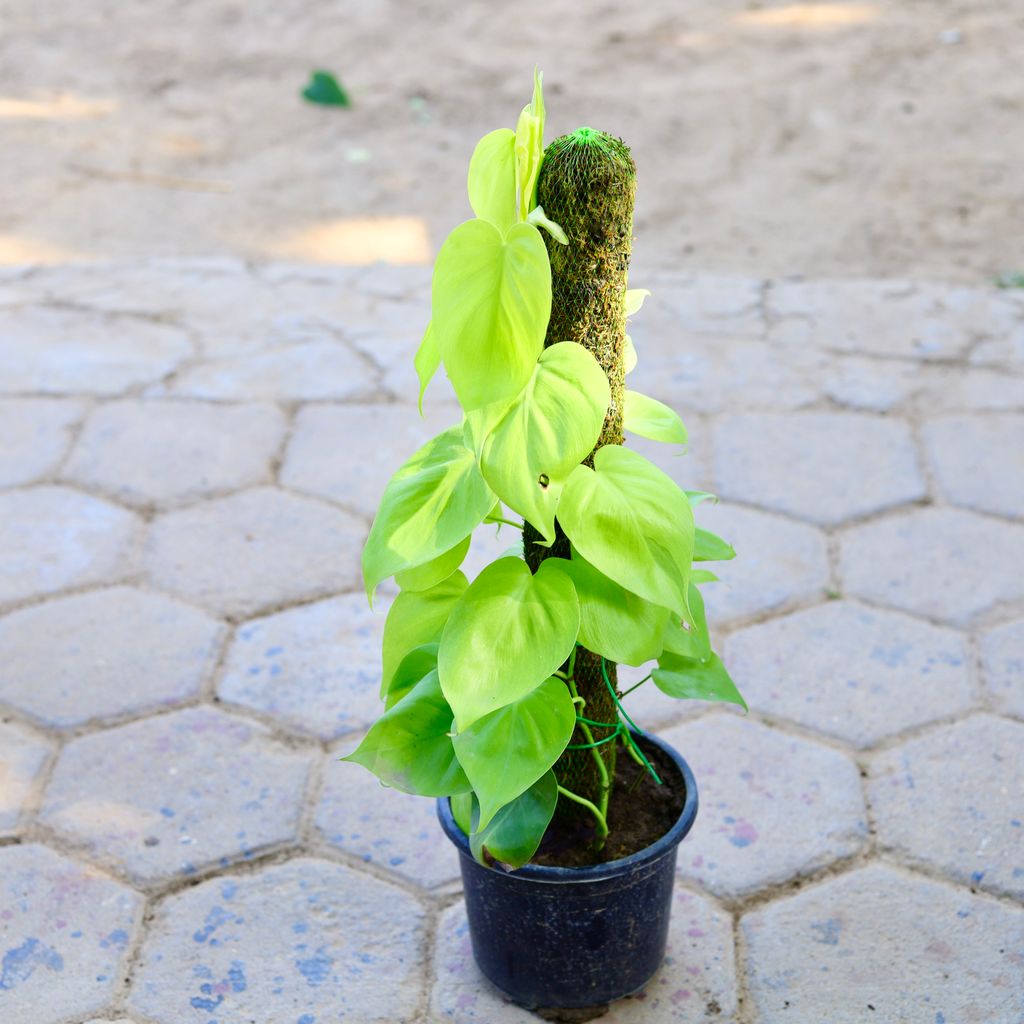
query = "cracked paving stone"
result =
(923, 413, 1024, 519)
(280, 402, 457, 516)
(690, 503, 829, 626)
(868, 714, 1024, 902)
(742, 864, 1024, 1024)
(126, 858, 426, 1024)
(0, 721, 52, 836)
(218, 594, 390, 740)
(839, 507, 1024, 626)
(315, 761, 459, 890)
(0, 587, 224, 728)
(0, 306, 192, 395)
(164, 340, 378, 402)
(143, 487, 363, 618)
(726, 601, 975, 747)
(0, 486, 141, 610)
(0, 398, 87, 487)
(663, 716, 867, 900)
(63, 399, 286, 508)
(712, 413, 925, 525)
(980, 618, 1024, 718)
(430, 884, 736, 1022)
(40, 706, 314, 884)
(0, 843, 144, 1024)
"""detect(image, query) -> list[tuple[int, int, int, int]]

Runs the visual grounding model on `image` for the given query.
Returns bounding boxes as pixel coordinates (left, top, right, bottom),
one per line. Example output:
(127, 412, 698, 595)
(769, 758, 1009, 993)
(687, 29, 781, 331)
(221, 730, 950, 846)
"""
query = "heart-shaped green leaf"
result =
(468, 128, 517, 234)
(301, 70, 351, 108)
(562, 554, 670, 666)
(439, 557, 579, 730)
(342, 670, 470, 796)
(362, 427, 494, 598)
(469, 770, 557, 868)
(468, 343, 609, 542)
(381, 573, 467, 698)
(383, 642, 439, 709)
(624, 288, 651, 316)
(432, 219, 551, 411)
(394, 534, 470, 592)
(653, 651, 747, 710)
(514, 67, 545, 220)
(454, 676, 574, 828)
(624, 391, 687, 445)
(558, 445, 694, 619)
(413, 321, 440, 413)
(661, 582, 711, 662)
(693, 526, 736, 562)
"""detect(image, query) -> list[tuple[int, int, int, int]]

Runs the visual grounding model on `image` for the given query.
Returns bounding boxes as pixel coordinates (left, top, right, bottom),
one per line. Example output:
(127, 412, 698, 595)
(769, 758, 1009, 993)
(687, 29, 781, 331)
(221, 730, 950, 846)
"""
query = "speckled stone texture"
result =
(726, 601, 975, 747)
(143, 487, 363, 618)
(663, 716, 867, 900)
(63, 399, 287, 508)
(127, 859, 426, 1024)
(218, 594, 392, 740)
(0, 587, 224, 728)
(0, 844, 143, 1024)
(40, 707, 314, 884)
(315, 764, 460, 890)
(742, 864, 1024, 1024)
(868, 714, 1024, 901)
(2, 263, 1023, 1022)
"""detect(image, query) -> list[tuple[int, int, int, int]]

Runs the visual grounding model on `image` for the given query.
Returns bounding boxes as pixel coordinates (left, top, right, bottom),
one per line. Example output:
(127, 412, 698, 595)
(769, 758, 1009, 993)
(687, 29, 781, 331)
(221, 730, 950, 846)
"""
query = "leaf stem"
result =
(556, 785, 609, 838)
(486, 515, 525, 530)
(618, 673, 652, 699)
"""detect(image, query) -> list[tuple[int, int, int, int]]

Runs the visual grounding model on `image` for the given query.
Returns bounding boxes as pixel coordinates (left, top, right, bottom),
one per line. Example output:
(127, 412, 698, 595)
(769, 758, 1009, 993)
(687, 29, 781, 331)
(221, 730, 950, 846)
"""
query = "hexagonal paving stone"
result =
(40, 707, 314, 884)
(280, 402, 457, 516)
(63, 399, 286, 508)
(980, 618, 1024, 717)
(127, 858, 426, 1024)
(691, 503, 829, 626)
(315, 761, 458, 889)
(742, 864, 1024, 1024)
(662, 716, 866, 900)
(868, 714, 1024, 901)
(0, 486, 141, 610)
(0, 398, 86, 487)
(143, 487, 362, 618)
(839, 507, 1024, 626)
(0, 843, 143, 1024)
(767, 279, 1021, 361)
(0, 306, 192, 395)
(712, 413, 925, 525)
(0, 587, 224, 728)
(726, 601, 975, 747)
(923, 414, 1024, 519)
(166, 341, 378, 401)
(431, 884, 736, 1022)
(218, 594, 390, 740)
(0, 721, 52, 836)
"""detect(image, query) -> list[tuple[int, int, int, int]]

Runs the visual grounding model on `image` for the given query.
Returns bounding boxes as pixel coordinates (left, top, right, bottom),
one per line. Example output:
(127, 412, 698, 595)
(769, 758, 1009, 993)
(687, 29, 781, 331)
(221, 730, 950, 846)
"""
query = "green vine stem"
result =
(556, 785, 609, 839)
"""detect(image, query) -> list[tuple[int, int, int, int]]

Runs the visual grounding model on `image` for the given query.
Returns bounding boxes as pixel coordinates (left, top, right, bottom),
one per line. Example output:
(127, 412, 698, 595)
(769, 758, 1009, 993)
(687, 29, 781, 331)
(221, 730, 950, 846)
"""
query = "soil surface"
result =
(534, 741, 687, 868)
(3, 1, 1023, 281)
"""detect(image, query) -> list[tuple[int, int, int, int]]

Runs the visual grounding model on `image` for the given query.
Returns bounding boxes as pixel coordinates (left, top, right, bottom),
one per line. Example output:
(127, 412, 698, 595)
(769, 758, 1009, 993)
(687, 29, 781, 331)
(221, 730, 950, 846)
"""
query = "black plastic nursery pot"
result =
(436, 733, 699, 1013)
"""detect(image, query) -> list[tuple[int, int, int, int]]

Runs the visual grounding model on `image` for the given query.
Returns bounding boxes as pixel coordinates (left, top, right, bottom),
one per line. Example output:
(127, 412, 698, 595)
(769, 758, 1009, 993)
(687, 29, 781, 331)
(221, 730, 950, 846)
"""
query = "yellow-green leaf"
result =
(468, 128, 517, 234)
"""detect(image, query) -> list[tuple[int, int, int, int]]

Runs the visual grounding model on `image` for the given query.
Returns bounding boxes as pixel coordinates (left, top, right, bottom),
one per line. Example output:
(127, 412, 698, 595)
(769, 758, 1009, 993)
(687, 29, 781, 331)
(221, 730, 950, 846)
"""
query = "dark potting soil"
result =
(532, 740, 686, 868)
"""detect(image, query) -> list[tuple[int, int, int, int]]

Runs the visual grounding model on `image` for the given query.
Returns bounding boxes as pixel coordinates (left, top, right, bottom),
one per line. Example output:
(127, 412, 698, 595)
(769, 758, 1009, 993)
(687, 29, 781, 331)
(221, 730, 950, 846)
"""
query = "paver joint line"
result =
(1, 261, 1022, 1024)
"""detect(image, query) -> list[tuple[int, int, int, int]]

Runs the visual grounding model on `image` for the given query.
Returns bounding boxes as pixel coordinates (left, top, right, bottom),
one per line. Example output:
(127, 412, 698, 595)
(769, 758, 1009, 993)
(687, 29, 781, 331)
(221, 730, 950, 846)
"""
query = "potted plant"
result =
(344, 70, 745, 1017)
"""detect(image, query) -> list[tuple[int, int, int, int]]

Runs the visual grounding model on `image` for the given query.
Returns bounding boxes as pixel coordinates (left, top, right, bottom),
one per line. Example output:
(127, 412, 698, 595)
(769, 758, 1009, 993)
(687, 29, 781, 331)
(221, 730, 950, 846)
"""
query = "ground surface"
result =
(1, 261, 1023, 1023)
(3, 1, 1024, 281)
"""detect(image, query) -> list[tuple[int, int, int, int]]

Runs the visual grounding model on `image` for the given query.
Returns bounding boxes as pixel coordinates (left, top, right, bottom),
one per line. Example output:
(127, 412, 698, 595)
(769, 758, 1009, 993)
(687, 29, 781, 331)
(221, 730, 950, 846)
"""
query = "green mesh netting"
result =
(524, 128, 636, 816)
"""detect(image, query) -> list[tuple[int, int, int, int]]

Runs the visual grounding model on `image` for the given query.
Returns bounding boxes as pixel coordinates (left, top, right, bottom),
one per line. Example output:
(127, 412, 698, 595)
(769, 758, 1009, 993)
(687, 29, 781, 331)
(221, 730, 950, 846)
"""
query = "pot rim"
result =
(436, 730, 699, 885)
